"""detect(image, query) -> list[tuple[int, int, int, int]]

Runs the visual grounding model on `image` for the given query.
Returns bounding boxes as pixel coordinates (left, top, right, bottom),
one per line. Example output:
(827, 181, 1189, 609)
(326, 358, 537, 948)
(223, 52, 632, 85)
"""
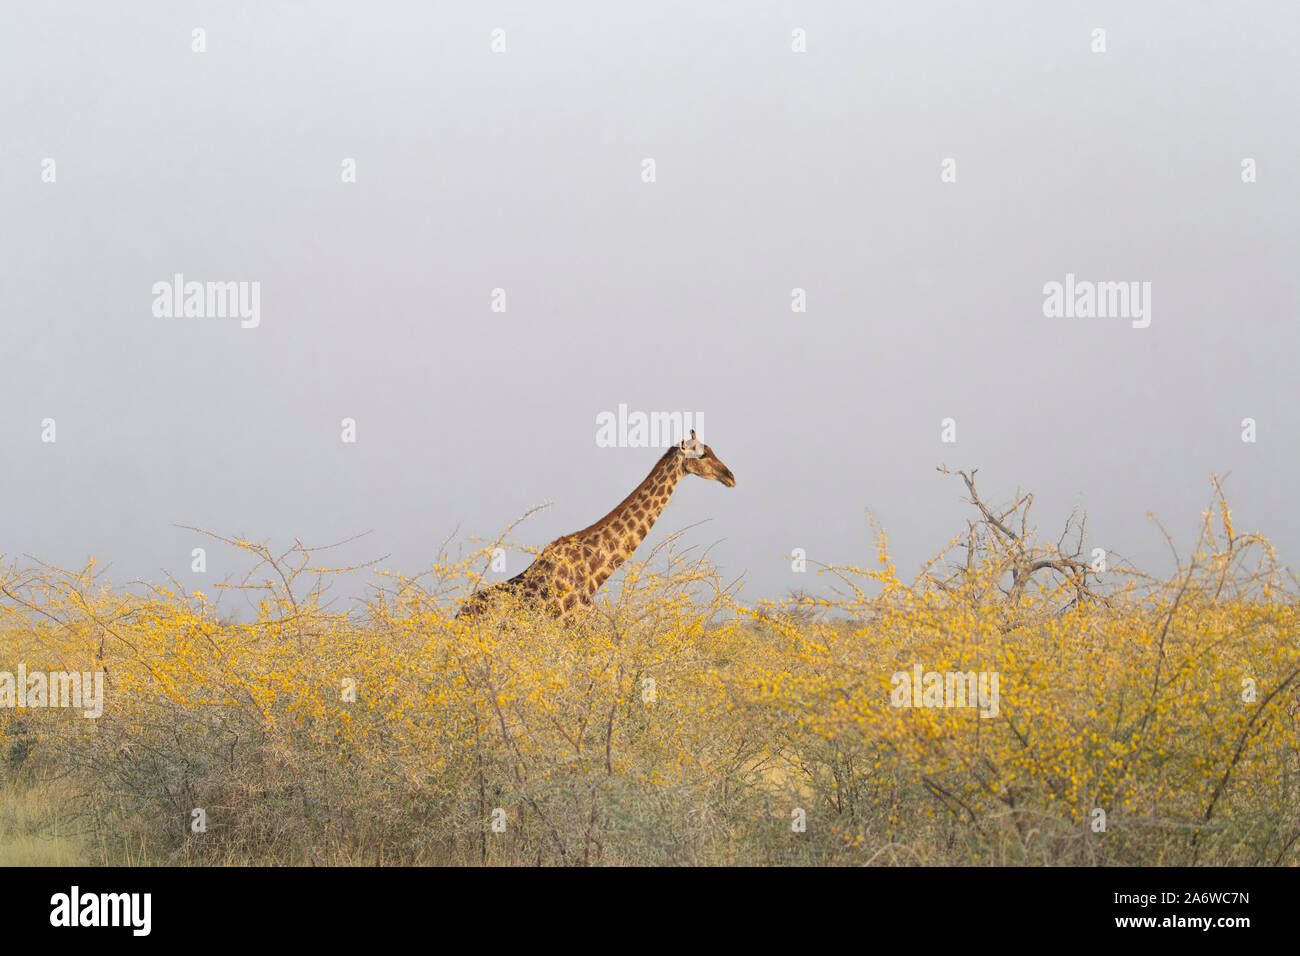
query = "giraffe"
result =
(458, 430, 735, 620)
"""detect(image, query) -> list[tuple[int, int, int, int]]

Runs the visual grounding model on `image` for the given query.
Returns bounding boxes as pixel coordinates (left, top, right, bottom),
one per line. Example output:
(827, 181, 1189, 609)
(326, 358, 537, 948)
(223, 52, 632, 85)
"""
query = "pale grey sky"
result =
(2, 1, 1297, 610)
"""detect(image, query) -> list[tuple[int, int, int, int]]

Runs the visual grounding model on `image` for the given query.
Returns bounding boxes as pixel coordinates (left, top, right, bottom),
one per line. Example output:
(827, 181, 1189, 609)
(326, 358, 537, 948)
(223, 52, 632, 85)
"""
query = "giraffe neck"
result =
(574, 448, 685, 567)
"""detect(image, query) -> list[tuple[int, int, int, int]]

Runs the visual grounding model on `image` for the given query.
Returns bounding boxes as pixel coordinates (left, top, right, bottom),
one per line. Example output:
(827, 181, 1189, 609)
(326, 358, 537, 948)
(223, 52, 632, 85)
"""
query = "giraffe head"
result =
(678, 430, 736, 487)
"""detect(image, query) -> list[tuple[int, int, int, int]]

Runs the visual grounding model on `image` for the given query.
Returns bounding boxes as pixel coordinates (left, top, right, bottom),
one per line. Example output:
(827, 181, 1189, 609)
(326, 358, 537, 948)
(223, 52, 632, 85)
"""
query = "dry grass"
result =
(0, 774, 92, 865)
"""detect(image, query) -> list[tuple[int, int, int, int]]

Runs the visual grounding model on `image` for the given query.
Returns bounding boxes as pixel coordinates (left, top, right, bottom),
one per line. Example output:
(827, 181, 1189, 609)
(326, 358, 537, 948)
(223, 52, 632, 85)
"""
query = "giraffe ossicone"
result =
(679, 429, 706, 458)
(458, 431, 735, 621)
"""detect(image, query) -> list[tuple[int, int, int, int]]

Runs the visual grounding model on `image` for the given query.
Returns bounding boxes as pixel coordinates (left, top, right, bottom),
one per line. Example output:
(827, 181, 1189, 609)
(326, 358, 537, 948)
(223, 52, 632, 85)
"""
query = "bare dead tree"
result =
(933, 467, 1108, 619)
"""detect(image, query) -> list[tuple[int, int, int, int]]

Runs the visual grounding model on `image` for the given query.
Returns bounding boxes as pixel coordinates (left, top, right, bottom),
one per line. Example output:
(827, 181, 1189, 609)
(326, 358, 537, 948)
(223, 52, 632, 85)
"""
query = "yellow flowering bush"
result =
(1, 478, 1297, 865)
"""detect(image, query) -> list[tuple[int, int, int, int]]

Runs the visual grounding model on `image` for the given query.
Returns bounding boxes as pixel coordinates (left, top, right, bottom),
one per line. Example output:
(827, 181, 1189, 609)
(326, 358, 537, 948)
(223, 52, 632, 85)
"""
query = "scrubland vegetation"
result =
(2, 474, 1298, 866)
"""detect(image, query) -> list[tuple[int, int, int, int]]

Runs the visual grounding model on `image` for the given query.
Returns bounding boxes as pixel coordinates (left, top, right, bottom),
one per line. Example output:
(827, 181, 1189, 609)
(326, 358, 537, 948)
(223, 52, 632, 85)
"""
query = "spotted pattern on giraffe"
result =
(458, 432, 735, 621)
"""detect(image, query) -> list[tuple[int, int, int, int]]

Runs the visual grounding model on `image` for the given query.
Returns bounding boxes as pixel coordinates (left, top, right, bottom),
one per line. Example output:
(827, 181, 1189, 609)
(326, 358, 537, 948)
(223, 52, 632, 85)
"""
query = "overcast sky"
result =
(2, 1, 1296, 611)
